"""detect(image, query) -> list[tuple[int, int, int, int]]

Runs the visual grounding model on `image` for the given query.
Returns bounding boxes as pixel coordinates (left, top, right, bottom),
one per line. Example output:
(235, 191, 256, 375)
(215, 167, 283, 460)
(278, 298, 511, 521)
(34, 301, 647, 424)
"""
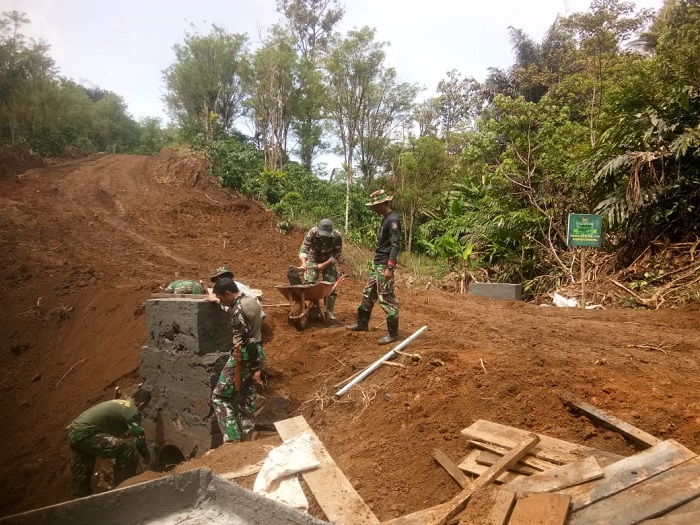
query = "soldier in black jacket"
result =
(346, 189, 402, 344)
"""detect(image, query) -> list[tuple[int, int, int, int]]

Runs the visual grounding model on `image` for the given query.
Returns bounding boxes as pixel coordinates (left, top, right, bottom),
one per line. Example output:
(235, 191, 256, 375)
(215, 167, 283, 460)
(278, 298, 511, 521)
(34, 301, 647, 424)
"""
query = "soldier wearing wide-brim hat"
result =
(210, 266, 235, 283)
(346, 189, 402, 344)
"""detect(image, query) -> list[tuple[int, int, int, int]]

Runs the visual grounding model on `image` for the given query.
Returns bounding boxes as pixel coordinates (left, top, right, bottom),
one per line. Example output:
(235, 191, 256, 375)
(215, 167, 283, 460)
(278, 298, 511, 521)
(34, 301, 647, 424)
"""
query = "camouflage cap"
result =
(210, 266, 235, 283)
(318, 218, 334, 237)
(365, 189, 394, 206)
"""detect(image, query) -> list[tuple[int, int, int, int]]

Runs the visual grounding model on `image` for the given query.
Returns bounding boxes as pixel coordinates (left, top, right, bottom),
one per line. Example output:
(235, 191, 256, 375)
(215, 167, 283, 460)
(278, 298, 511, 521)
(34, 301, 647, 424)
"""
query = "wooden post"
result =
(580, 248, 586, 309)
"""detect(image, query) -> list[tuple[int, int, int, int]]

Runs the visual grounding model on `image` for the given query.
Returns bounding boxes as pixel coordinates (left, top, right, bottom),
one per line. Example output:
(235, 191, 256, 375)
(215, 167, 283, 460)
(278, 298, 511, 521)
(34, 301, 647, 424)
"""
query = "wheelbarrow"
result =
(275, 274, 345, 330)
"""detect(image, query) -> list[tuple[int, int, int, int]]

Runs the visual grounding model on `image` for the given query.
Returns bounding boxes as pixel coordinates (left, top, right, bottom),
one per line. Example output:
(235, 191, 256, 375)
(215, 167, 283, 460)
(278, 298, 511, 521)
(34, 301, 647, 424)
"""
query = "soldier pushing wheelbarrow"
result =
(276, 219, 344, 329)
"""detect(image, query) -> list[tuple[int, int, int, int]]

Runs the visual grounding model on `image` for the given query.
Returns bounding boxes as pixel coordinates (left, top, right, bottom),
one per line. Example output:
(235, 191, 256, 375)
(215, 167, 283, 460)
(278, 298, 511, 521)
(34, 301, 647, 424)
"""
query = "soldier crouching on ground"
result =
(299, 218, 343, 323)
(210, 277, 265, 444)
(67, 388, 151, 498)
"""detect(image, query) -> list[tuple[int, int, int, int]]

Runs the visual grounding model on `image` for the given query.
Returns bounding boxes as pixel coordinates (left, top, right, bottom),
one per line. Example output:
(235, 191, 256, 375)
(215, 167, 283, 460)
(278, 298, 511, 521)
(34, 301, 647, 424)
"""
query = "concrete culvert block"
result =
(146, 298, 232, 355)
(156, 444, 186, 472)
(468, 282, 523, 301)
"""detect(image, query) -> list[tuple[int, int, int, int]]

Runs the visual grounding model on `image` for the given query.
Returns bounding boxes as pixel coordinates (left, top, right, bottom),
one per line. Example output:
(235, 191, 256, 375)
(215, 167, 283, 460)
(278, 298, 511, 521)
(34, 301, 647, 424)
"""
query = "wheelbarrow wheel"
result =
(289, 301, 306, 330)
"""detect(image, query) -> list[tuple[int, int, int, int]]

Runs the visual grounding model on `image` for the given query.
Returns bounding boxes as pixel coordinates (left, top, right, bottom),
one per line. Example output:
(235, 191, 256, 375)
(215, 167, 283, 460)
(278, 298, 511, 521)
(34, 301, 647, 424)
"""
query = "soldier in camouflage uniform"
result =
(211, 278, 265, 443)
(299, 219, 343, 321)
(346, 190, 402, 344)
(67, 388, 151, 498)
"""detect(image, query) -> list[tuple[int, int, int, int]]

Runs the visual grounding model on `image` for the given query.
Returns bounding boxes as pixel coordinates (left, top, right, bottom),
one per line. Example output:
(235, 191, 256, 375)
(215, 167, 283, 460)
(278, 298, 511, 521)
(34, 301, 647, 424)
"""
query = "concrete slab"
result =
(0, 468, 329, 525)
(468, 282, 523, 301)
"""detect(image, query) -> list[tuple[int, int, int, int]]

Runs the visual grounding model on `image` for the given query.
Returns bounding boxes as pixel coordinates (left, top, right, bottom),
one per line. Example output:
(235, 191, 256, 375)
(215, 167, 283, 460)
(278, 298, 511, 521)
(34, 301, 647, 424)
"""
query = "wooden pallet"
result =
(385, 419, 698, 525)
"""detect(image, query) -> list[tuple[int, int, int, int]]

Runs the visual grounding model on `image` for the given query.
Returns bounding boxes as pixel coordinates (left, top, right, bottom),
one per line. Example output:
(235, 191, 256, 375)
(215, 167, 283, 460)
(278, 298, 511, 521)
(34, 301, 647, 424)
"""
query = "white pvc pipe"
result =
(335, 325, 428, 397)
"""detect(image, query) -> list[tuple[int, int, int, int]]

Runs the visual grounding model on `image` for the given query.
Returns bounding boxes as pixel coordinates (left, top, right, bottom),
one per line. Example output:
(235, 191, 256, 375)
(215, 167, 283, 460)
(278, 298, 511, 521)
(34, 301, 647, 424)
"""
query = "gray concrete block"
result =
(468, 282, 523, 301)
(140, 346, 227, 389)
(146, 298, 233, 355)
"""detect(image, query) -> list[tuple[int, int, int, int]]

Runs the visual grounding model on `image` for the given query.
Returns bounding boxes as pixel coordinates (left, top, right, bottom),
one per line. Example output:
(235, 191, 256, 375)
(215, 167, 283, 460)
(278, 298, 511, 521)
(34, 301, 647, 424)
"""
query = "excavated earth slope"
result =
(1, 151, 699, 521)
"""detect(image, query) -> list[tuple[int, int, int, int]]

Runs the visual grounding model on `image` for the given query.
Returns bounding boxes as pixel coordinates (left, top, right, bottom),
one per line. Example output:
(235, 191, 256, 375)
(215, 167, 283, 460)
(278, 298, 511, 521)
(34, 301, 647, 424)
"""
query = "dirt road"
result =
(1, 152, 699, 520)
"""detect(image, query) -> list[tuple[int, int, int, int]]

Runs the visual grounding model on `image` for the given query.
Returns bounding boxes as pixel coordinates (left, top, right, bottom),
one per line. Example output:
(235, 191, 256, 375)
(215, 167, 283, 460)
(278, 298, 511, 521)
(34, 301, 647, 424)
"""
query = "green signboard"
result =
(567, 213, 603, 247)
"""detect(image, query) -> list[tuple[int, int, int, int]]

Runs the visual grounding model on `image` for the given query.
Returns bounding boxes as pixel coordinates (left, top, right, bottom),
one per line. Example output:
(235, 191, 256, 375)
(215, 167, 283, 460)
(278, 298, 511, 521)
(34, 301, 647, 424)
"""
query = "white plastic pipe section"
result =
(335, 325, 428, 397)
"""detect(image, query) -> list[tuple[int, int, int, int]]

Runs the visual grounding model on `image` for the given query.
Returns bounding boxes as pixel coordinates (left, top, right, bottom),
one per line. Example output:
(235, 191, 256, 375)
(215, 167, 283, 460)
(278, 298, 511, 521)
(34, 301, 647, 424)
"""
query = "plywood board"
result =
(461, 420, 623, 465)
(508, 456, 603, 493)
(569, 456, 700, 525)
(560, 439, 696, 512)
(508, 492, 572, 525)
(485, 488, 516, 525)
(274, 416, 380, 525)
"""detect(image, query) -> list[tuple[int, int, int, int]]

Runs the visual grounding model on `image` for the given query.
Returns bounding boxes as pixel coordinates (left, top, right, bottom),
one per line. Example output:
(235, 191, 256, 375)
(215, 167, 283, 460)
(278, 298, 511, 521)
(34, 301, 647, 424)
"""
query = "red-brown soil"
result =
(1, 151, 699, 521)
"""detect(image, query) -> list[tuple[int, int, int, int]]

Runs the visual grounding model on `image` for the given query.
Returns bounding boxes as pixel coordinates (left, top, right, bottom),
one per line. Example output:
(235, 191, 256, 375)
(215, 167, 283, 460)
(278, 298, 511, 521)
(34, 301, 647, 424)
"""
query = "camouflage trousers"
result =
(211, 352, 260, 443)
(68, 427, 137, 498)
(358, 264, 399, 319)
(304, 264, 339, 298)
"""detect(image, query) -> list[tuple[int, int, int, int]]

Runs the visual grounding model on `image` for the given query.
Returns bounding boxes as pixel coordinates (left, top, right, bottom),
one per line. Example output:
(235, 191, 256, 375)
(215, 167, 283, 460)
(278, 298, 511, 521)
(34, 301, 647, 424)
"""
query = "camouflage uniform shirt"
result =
(70, 399, 148, 458)
(299, 227, 343, 265)
(229, 294, 264, 370)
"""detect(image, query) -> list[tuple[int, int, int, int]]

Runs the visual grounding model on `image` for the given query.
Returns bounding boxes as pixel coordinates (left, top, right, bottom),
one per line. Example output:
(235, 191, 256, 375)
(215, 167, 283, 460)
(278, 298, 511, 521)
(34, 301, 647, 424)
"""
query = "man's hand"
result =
(252, 370, 263, 387)
(383, 267, 394, 280)
(299, 258, 308, 269)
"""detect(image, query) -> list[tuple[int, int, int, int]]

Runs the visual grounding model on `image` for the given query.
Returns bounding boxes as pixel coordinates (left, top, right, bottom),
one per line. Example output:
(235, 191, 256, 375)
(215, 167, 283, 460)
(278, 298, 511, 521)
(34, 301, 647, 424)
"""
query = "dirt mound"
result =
(0, 145, 44, 177)
(1, 151, 700, 521)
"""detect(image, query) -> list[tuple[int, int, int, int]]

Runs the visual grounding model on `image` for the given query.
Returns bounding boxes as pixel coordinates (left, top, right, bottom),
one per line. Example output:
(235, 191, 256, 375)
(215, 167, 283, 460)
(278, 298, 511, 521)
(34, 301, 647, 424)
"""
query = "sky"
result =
(1, 0, 664, 124)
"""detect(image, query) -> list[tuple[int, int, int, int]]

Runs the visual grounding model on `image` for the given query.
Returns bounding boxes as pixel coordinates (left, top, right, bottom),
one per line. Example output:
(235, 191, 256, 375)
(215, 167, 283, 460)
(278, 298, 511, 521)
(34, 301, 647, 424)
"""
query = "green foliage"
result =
(204, 137, 264, 190)
(163, 25, 248, 141)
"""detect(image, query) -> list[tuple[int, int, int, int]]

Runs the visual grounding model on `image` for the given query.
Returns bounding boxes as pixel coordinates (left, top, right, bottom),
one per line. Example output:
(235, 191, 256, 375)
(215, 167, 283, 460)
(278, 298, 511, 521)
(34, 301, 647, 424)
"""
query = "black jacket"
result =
(374, 210, 401, 267)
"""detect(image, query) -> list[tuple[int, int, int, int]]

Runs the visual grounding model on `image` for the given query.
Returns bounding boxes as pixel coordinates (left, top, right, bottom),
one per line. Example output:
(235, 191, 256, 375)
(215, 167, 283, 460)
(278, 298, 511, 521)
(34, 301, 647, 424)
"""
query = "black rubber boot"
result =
(378, 317, 399, 345)
(346, 309, 370, 331)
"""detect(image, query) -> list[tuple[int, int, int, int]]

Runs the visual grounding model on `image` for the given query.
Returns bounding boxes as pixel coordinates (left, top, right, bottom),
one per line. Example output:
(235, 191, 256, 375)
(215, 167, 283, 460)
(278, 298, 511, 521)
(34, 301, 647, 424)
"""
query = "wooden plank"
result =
(471, 441, 556, 472)
(428, 434, 541, 525)
(560, 439, 697, 512)
(643, 510, 700, 524)
(461, 420, 623, 465)
(433, 448, 472, 489)
(485, 488, 516, 525)
(645, 495, 700, 520)
(219, 461, 264, 480)
(451, 486, 514, 525)
(509, 492, 572, 525)
(508, 456, 603, 493)
(476, 449, 541, 475)
(458, 449, 526, 484)
(559, 392, 662, 448)
(569, 456, 700, 525)
(274, 416, 380, 525)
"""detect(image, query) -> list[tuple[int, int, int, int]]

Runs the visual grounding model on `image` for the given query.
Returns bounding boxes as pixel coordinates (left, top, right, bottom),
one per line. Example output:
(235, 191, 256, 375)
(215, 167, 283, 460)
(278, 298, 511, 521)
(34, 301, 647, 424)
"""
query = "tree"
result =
(392, 135, 453, 252)
(246, 27, 297, 170)
(356, 68, 419, 185)
(277, 0, 344, 169)
(163, 25, 248, 141)
(435, 70, 482, 137)
(325, 27, 386, 231)
(560, 0, 652, 145)
(0, 10, 56, 143)
(412, 98, 440, 137)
